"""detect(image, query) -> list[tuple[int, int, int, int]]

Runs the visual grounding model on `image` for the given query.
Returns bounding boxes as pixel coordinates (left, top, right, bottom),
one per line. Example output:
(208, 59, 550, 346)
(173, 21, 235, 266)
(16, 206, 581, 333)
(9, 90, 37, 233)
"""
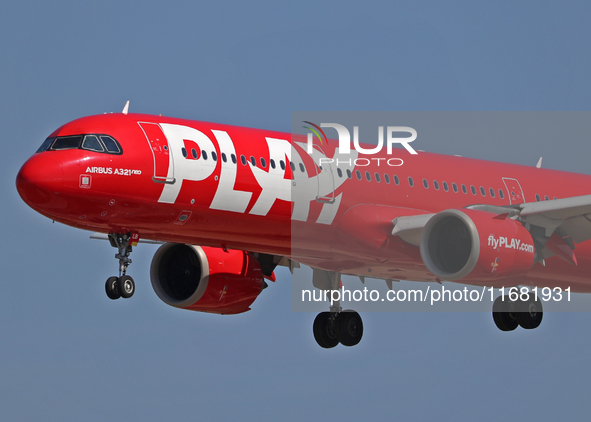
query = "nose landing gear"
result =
(104, 233, 136, 300)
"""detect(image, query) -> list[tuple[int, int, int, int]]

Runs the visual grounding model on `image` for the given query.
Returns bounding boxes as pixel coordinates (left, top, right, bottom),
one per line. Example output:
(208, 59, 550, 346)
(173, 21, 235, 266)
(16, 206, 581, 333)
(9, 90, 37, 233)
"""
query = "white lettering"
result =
(249, 137, 292, 216)
(157, 124, 216, 204)
(386, 126, 418, 155)
(209, 130, 252, 213)
(353, 126, 383, 155)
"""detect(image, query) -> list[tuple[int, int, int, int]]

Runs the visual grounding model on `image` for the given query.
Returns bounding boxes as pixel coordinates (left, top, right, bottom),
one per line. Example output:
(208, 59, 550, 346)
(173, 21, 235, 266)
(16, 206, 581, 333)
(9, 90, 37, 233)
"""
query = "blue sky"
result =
(3, 1, 591, 421)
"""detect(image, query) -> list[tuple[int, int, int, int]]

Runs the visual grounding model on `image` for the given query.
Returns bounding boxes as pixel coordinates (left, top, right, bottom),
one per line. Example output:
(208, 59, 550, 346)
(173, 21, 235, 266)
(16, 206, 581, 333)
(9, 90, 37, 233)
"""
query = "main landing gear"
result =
(313, 310, 364, 348)
(492, 292, 543, 331)
(104, 233, 136, 300)
(310, 270, 364, 348)
(313, 292, 364, 349)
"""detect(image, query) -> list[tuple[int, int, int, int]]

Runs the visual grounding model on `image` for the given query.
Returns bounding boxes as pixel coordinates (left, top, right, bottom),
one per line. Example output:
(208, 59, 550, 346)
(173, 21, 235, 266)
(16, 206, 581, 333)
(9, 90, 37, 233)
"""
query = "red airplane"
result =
(16, 108, 591, 348)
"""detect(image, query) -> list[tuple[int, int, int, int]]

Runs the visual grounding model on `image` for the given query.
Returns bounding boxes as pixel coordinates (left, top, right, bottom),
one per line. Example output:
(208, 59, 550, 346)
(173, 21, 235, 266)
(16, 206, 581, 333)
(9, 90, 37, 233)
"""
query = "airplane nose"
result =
(16, 154, 64, 209)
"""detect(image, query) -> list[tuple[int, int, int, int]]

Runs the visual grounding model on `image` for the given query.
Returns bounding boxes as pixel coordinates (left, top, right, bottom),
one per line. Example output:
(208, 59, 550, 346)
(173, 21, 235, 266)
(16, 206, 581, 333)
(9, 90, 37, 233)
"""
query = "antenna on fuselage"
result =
(122, 100, 130, 115)
(536, 157, 543, 168)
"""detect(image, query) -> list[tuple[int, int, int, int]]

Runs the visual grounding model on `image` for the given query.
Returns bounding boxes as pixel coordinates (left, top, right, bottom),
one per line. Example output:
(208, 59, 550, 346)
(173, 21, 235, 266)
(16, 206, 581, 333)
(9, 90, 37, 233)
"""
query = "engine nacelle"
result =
(150, 244, 264, 314)
(420, 209, 535, 282)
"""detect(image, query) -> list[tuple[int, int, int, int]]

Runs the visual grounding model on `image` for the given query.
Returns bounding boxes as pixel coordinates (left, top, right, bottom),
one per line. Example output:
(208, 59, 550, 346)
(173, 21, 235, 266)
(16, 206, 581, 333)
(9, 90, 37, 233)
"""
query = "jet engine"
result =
(420, 209, 535, 282)
(150, 244, 264, 314)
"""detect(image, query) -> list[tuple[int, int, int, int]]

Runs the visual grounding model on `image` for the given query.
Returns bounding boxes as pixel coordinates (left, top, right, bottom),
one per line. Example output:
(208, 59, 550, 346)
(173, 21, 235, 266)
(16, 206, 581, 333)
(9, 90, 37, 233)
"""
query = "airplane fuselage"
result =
(16, 113, 591, 293)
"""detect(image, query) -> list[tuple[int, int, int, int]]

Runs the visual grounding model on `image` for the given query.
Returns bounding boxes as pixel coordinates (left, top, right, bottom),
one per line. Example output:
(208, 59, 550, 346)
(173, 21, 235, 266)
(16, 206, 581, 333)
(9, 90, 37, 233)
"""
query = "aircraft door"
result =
(502, 177, 525, 204)
(138, 122, 175, 184)
(312, 144, 335, 203)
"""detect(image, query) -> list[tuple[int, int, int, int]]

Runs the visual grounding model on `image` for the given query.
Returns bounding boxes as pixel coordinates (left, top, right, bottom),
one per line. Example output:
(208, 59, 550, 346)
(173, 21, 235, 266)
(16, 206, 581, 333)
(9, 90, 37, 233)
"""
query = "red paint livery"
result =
(16, 112, 591, 347)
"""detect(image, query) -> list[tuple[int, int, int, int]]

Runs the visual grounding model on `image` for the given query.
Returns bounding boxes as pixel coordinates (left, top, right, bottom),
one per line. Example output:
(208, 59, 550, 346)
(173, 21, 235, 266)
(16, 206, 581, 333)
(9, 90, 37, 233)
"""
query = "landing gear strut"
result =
(492, 291, 543, 331)
(104, 233, 136, 300)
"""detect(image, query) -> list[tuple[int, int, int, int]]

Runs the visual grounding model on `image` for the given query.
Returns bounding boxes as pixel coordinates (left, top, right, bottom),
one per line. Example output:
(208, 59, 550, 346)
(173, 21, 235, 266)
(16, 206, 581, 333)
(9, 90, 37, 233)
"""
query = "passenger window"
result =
(212, 151, 217, 161)
(82, 135, 104, 152)
(241, 155, 246, 165)
(544, 195, 549, 201)
(261, 158, 267, 168)
(337, 168, 343, 178)
(347, 169, 352, 179)
(384, 174, 390, 184)
(202, 150, 208, 160)
(221, 152, 227, 162)
(270, 159, 276, 169)
(299, 163, 305, 172)
(375, 172, 381, 183)
(470, 185, 476, 195)
(462, 184, 467, 194)
(452, 183, 458, 193)
(480, 186, 486, 197)
(290, 162, 295, 171)
(231, 154, 236, 164)
(365, 171, 371, 182)
(535, 194, 541, 202)
(356, 170, 362, 180)
(192, 149, 198, 159)
(499, 189, 505, 199)
(443, 182, 449, 192)
(280, 160, 285, 170)
(250, 156, 256, 166)
(394, 175, 399, 185)
(489, 188, 495, 198)
(408, 177, 414, 187)
(181, 147, 188, 158)
(433, 181, 439, 190)
(423, 179, 429, 189)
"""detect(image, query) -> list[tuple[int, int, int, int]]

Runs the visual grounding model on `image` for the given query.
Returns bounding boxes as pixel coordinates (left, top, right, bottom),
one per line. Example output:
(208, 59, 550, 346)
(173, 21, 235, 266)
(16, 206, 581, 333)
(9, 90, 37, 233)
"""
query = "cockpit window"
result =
(36, 137, 55, 153)
(100, 135, 121, 153)
(81, 135, 104, 152)
(36, 133, 123, 155)
(51, 135, 83, 150)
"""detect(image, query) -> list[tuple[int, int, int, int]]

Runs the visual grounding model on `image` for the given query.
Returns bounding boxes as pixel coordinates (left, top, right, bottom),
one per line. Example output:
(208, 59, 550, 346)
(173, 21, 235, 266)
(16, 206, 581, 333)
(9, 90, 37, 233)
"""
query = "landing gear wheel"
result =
(104, 232, 138, 300)
(119, 275, 135, 299)
(105, 276, 121, 300)
(492, 296, 518, 331)
(515, 293, 543, 329)
(336, 311, 363, 347)
(313, 312, 339, 349)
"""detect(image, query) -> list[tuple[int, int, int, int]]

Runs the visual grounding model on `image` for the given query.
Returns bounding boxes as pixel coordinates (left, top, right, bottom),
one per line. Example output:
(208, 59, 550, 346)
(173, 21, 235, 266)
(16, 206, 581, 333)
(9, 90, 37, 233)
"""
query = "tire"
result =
(105, 276, 121, 300)
(492, 295, 518, 331)
(515, 293, 543, 329)
(313, 312, 339, 349)
(336, 311, 363, 347)
(119, 275, 135, 299)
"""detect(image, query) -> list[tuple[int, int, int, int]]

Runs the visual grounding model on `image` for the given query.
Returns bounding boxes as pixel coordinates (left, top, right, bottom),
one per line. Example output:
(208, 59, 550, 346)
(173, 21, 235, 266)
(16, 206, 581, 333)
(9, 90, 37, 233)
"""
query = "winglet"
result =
(536, 157, 542, 168)
(122, 100, 130, 115)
